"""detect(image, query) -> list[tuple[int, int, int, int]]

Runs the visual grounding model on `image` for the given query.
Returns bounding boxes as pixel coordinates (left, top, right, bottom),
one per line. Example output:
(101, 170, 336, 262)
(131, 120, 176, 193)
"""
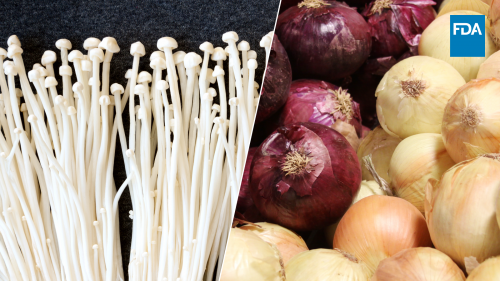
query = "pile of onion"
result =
(372, 248, 466, 281)
(389, 133, 455, 213)
(240, 222, 308, 264)
(419, 10, 497, 81)
(237, 147, 258, 214)
(442, 79, 500, 163)
(477, 50, 500, 79)
(249, 122, 361, 231)
(333, 195, 432, 274)
(280, 79, 363, 148)
(256, 34, 292, 123)
(362, 0, 435, 57)
(358, 126, 401, 184)
(490, 0, 500, 48)
(276, 0, 372, 82)
(467, 257, 500, 280)
(285, 249, 371, 280)
(220, 228, 285, 281)
(375, 56, 465, 139)
(425, 154, 500, 269)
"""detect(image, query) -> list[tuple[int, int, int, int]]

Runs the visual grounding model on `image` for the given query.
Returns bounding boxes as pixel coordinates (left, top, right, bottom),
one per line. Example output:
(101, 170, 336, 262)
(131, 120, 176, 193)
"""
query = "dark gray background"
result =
(0, 0, 280, 278)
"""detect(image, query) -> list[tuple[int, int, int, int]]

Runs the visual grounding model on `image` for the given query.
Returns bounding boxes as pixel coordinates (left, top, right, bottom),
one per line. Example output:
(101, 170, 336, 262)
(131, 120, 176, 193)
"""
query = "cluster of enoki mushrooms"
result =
(0, 31, 272, 281)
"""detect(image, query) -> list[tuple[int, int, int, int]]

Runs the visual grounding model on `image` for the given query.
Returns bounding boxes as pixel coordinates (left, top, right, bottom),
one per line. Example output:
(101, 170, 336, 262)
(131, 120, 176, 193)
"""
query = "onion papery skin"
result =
(276, 0, 372, 82)
(333, 195, 432, 275)
(389, 133, 455, 213)
(237, 147, 258, 214)
(256, 35, 292, 123)
(467, 257, 500, 280)
(220, 228, 285, 281)
(362, 0, 436, 58)
(285, 249, 372, 281)
(477, 50, 500, 79)
(425, 155, 500, 269)
(490, 0, 500, 48)
(250, 122, 361, 231)
(280, 79, 363, 138)
(324, 180, 386, 245)
(419, 11, 497, 82)
(375, 56, 465, 139)
(441, 78, 500, 163)
(438, 0, 489, 17)
(372, 248, 466, 281)
(358, 126, 401, 184)
(240, 222, 309, 265)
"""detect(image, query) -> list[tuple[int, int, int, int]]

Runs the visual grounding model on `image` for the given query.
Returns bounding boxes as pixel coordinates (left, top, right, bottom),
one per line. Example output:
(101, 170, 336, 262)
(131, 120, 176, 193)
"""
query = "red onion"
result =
(237, 147, 258, 214)
(249, 122, 362, 231)
(280, 0, 301, 14)
(362, 0, 436, 57)
(256, 35, 292, 123)
(280, 80, 363, 137)
(276, 0, 372, 82)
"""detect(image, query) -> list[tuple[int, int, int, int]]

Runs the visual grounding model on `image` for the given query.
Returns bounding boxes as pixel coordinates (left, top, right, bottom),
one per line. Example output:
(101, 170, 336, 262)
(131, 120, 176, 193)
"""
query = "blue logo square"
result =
(450, 15, 485, 57)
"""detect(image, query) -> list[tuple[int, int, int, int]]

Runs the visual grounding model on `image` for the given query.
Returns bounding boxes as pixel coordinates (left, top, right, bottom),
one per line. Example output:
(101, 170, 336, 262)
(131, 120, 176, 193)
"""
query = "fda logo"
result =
(450, 15, 485, 57)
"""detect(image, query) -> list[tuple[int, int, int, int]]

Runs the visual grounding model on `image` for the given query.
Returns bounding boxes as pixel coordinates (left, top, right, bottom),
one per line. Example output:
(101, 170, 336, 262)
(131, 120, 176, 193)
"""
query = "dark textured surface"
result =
(0, 0, 279, 277)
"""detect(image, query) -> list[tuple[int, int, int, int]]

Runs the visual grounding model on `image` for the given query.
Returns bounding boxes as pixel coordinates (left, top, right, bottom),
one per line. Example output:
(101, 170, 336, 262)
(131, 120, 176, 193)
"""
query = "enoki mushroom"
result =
(0, 31, 272, 281)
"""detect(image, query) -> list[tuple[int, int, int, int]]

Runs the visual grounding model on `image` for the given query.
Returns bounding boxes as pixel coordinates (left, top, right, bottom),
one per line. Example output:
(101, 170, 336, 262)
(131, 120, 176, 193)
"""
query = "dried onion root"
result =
(0, 31, 269, 281)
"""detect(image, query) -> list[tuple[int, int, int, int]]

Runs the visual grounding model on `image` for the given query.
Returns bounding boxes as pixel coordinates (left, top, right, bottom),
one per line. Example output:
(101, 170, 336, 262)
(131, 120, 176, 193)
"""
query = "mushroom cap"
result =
(212, 65, 225, 77)
(130, 42, 146, 57)
(99, 95, 110, 106)
(137, 71, 152, 83)
(184, 52, 202, 69)
(134, 84, 146, 95)
(59, 65, 73, 76)
(206, 69, 216, 84)
(56, 39, 72, 50)
(157, 37, 178, 50)
(7, 35, 21, 47)
(90, 48, 104, 62)
(247, 59, 258, 69)
(125, 69, 134, 79)
(0, 48, 7, 59)
(222, 31, 239, 43)
(211, 47, 227, 61)
(99, 37, 120, 53)
(15, 88, 22, 97)
(27, 69, 40, 82)
(212, 104, 221, 112)
(260, 35, 272, 48)
(4, 63, 17, 76)
(173, 51, 186, 65)
(32, 63, 42, 70)
(81, 60, 91, 72)
(110, 83, 125, 95)
(254, 81, 259, 88)
(150, 57, 167, 70)
(45, 77, 58, 87)
(42, 50, 57, 65)
(150, 51, 165, 61)
(248, 50, 257, 60)
(88, 77, 101, 87)
(156, 80, 169, 91)
(37, 67, 49, 77)
(84, 38, 101, 50)
(67, 106, 77, 115)
(207, 87, 217, 97)
(7, 45, 23, 58)
(238, 41, 250, 51)
(20, 104, 27, 112)
(72, 82, 84, 92)
(68, 50, 84, 63)
(199, 42, 214, 54)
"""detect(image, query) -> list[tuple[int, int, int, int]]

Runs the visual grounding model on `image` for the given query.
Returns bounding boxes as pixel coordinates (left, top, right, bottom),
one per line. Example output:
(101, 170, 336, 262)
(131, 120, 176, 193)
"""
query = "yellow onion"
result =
(419, 11, 497, 82)
(438, 0, 489, 17)
(425, 155, 500, 269)
(239, 222, 308, 265)
(333, 195, 432, 274)
(375, 56, 465, 139)
(477, 50, 500, 79)
(389, 133, 455, 213)
(441, 79, 500, 163)
(220, 228, 285, 281)
(357, 127, 401, 183)
(467, 257, 500, 280)
(324, 180, 387, 245)
(490, 0, 500, 47)
(372, 248, 466, 281)
(285, 248, 371, 281)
